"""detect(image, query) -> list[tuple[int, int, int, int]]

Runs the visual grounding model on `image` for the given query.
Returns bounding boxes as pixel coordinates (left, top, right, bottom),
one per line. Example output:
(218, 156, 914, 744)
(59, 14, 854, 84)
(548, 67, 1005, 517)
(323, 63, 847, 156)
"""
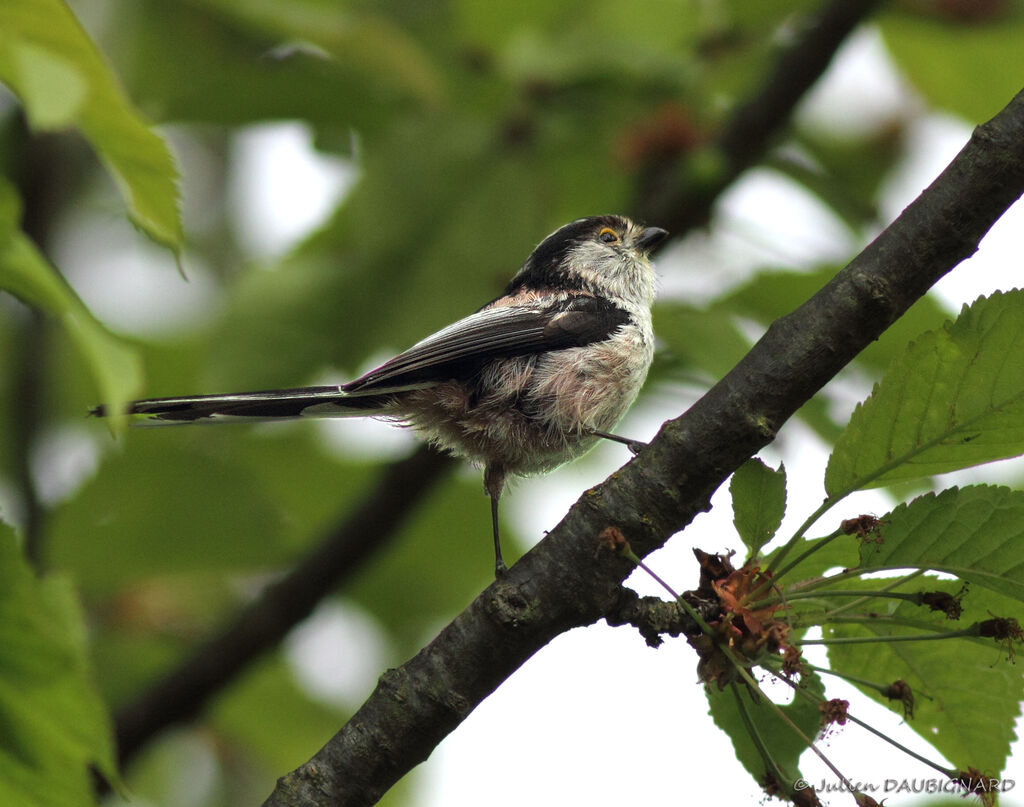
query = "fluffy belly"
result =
(399, 333, 652, 476)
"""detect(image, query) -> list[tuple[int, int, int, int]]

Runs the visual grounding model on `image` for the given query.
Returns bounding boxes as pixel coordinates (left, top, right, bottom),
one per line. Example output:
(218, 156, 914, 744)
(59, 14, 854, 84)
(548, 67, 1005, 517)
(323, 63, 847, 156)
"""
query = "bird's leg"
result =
(483, 465, 508, 577)
(590, 429, 647, 455)
(490, 495, 506, 577)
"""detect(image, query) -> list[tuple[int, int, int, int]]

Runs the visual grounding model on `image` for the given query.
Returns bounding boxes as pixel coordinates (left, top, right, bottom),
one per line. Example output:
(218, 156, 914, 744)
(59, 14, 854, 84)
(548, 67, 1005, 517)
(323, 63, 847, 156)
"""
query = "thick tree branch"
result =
(109, 0, 884, 775)
(264, 88, 1024, 807)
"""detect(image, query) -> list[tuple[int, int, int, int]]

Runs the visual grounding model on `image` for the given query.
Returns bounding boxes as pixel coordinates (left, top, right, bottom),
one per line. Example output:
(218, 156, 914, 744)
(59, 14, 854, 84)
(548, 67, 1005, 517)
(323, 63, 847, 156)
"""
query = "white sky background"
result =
(44, 22, 1024, 807)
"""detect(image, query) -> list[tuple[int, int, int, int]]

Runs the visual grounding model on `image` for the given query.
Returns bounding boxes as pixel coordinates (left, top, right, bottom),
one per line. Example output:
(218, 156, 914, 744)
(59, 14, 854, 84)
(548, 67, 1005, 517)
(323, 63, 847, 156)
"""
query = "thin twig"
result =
(114, 446, 455, 767)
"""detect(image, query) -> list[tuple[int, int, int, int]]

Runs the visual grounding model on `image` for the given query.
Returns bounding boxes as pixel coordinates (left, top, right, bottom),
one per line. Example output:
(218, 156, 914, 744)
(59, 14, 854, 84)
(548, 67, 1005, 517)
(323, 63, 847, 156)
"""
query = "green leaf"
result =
(824, 579, 1023, 777)
(764, 532, 860, 584)
(347, 472, 501, 651)
(0, 522, 118, 806)
(880, 7, 1024, 124)
(209, 654, 348, 774)
(730, 458, 786, 557)
(200, 0, 444, 107)
(709, 269, 949, 445)
(771, 129, 903, 233)
(857, 485, 1024, 605)
(706, 670, 825, 790)
(653, 303, 752, 381)
(0, 0, 182, 253)
(825, 291, 1024, 497)
(46, 437, 296, 594)
(719, 266, 950, 374)
(687, 0, 820, 114)
(101, 0, 437, 131)
(0, 194, 142, 426)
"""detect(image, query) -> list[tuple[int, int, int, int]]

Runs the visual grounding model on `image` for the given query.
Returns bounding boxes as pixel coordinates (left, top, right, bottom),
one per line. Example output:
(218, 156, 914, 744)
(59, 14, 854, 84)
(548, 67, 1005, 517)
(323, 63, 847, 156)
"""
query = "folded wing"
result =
(343, 295, 630, 394)
(93, 295, 630, 423)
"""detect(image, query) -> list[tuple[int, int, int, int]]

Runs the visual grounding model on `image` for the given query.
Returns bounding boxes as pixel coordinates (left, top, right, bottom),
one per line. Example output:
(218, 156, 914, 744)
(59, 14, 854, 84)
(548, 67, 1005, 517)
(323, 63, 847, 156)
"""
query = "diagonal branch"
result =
(114, 446, 455, 767)
(636, 0, 884, 233)
(263, 88, 1024, 807)
(111, 0, 884, 774)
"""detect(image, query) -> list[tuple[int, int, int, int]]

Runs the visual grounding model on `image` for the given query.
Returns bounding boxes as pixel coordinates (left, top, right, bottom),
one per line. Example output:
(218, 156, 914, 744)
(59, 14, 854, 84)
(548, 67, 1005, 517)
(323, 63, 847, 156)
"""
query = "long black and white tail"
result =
(91, 386, 391, 424)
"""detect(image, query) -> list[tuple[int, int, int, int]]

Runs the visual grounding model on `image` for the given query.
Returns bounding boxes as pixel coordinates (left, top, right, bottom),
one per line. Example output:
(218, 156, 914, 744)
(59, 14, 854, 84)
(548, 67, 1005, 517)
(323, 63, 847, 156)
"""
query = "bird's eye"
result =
(599, 228, 619, 243)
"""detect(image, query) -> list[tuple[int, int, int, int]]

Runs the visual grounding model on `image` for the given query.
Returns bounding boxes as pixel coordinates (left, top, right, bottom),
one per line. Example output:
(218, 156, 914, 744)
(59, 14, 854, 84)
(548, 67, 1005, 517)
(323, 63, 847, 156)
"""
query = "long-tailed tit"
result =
(94, 215, 668, 576)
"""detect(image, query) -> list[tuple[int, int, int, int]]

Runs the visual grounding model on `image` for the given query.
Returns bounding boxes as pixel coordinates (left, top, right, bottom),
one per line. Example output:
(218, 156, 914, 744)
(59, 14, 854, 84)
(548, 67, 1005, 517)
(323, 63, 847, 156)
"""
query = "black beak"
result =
(636, 226, 669, 253)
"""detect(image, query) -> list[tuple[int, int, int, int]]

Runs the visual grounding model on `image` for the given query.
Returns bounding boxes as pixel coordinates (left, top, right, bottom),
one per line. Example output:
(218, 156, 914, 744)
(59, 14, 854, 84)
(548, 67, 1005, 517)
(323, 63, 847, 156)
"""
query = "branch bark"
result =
(263, 87, 1024, 807)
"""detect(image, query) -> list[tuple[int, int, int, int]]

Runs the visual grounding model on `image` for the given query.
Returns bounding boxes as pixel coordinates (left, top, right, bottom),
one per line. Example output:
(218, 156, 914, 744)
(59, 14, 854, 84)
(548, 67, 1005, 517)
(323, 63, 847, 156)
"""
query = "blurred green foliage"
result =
(1, 0, 1023, 805)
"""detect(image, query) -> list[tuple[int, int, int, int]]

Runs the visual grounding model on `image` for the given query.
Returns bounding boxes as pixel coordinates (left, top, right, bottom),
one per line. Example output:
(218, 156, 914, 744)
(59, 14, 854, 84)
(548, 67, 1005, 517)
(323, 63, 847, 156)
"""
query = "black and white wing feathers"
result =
(342, 295, 630, 394)
(95, 295, 630, 423)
